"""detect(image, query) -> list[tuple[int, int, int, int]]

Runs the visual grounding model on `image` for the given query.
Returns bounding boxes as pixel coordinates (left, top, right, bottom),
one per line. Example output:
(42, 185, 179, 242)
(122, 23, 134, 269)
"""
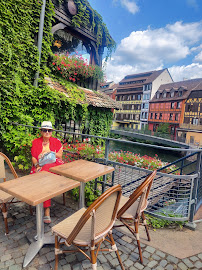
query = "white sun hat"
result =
(41, 121, 53, 129)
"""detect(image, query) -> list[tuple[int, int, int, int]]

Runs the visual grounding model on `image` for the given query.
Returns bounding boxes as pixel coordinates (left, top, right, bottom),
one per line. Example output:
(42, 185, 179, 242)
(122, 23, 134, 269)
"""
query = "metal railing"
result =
(10, 123, 202, 226)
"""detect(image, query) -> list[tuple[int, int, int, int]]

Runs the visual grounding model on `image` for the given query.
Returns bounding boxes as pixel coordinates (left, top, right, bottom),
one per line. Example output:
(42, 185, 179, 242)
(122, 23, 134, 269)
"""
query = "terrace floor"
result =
(0, 193, 202, 270)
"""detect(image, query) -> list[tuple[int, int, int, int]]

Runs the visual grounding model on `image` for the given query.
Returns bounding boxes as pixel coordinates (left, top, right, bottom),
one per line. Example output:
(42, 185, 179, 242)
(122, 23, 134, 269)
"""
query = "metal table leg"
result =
(79, 182, 85, 208)
(23, 203, 54, 267)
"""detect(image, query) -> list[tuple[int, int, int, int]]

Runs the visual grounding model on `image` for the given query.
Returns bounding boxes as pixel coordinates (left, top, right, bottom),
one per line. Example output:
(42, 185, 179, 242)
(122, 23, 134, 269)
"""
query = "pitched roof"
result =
(151, 78, 202, 103)
(45, 77, 122, 109)
(118, 69, 166, 87)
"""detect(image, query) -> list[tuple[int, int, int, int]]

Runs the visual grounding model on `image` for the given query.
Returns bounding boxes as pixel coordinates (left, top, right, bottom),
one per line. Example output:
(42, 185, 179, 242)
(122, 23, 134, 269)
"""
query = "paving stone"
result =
(151, 254, 161, 260)
(147, 260, 158, 268)
(65, 254, 76, 263)
(154, 266, 164, 270)
(1, 254, 12, 262)
(182, 258, 194, 268)
(120, 253, 128, 262)
(165, 264, 174, 270)
(62, 265, 71, 270)
(159, 260, 167, 267)
(5, 260, 15, 267)
(142, 251, 151, 259)
(166, 255, 179, 264)
(8, 266, 22, 270)
(45, 251, 55, 262)
(110, 258, 120, 267)
(194, 261, 202, 268)
(197, 253, 202, 260)
(121, 236, 133, 243)
(97, 255, 107, 263)
(72, 264, 83, 270)
(123, 259, 133, 267)
(130, 262, 143, 269)
(99, 263, 111, 270)
(178, 262, 188, 270)
(189, 256, 199, 262)
(145, 246, 156, 254)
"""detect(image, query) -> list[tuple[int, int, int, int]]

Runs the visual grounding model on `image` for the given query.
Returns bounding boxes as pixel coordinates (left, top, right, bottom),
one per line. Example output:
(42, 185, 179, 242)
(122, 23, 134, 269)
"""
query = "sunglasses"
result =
(41, 129, 53, 133)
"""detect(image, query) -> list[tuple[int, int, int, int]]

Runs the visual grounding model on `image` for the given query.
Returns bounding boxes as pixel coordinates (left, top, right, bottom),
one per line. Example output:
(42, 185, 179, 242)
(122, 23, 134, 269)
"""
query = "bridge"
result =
(110, 128, 192, 149)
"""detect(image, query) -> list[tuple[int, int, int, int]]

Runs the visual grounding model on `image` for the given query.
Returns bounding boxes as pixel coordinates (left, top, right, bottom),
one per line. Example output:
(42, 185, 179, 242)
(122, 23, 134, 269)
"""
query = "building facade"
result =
(99, 81, 118, 100)
(177, 86, 202, 147)
(114, 69, 173, 129)
(148, 78, 202, 139)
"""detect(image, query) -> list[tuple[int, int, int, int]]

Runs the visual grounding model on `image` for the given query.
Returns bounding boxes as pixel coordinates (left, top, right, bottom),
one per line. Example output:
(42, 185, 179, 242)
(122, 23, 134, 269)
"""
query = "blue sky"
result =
(88, 0, 202, 83)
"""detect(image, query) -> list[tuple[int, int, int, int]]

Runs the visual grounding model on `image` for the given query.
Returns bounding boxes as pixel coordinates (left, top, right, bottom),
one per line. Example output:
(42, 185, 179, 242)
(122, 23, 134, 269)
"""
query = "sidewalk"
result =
(0, 194, 202, 270)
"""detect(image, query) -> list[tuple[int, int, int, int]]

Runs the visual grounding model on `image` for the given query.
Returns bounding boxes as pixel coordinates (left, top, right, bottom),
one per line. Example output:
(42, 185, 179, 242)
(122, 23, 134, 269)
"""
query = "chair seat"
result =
(52, 206, 113, 246)
(118, 195, 147, 219)
(52, 208, 91, 245)
(0, 190, 14, 203)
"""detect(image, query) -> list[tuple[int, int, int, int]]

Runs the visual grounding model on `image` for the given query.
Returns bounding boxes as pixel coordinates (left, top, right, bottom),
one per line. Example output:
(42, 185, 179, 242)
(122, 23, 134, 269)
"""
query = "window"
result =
(170, 91, 174, 97)
(171, 102, 175, 109)
(170, 126, 175, 135)
(192, 118, 198, 125)
(190, 136, 194, 144)
(200, 118, 202, 125)
(159, 113, 162, 120)
(135, 114, 139, 121)
(144, 83, 152, 91)
(150, 113, 153, 119)
(156, 92, 160, 98)
(178, 91, 182, 97)
(169, 113, 173, 120)
(137, 94, 141, 100)
(145, 112, 148, 119)
(177, 102, 181, 109)
(155, 113, 158, 119)
(175, 114, 179, 121)
(163, 92, 167, 98)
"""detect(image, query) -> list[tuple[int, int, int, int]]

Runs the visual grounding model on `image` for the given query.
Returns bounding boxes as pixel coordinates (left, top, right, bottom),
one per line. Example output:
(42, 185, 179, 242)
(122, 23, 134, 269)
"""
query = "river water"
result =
(109, 140, 182, 164)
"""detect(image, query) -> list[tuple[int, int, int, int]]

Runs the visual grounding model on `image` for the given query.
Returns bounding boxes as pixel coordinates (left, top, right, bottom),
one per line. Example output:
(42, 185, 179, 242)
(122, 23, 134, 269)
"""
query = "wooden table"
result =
(50, 159, 114, 208)
(0, 171, 80, 267)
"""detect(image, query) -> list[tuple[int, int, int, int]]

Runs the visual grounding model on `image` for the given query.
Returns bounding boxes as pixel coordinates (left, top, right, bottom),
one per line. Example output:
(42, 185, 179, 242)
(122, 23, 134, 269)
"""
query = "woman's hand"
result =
(36, 166, 42, 172)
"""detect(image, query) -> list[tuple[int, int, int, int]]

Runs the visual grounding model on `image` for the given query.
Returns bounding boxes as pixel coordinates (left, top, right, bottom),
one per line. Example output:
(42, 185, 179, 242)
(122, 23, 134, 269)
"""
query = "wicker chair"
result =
(114, 170, 157, 264)
(52, 184, 125, 270)
(0, 152, 32, 234)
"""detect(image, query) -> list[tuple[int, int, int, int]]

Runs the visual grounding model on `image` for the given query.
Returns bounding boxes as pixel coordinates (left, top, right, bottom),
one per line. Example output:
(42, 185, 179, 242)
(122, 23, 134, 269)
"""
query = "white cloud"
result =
(169, 63, 202, 81)
(194, 51, 202, 62)
(113, 0, 139, 14)
(104, 21, 202, 83)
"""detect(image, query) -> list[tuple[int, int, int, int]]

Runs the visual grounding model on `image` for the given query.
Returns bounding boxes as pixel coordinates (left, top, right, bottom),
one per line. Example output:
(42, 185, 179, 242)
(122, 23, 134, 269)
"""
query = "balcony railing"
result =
(10, 123, 202, 227)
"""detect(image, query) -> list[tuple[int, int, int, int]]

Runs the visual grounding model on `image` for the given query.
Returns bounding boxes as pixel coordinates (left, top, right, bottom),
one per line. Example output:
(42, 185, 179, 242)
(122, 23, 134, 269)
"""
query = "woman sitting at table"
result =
(30, 121, 64, 224)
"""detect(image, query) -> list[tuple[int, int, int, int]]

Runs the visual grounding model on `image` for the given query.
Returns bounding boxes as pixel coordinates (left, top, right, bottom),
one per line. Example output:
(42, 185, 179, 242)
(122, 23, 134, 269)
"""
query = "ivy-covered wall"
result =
(0, 0, 113, 170)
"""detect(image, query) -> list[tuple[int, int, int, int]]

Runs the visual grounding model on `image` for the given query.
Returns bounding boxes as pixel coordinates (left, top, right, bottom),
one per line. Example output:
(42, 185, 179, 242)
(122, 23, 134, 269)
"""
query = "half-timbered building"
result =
(177, 83, 202, 147)
(148, 78, 202, 139)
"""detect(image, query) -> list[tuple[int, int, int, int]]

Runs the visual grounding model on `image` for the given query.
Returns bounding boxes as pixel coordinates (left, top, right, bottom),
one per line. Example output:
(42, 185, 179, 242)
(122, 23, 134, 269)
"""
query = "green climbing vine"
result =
(0, 0, 114, 171)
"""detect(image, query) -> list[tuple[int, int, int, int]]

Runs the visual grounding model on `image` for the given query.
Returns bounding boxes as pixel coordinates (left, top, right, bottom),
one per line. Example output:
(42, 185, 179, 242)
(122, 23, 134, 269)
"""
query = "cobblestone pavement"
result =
(0, 198, 202, 270)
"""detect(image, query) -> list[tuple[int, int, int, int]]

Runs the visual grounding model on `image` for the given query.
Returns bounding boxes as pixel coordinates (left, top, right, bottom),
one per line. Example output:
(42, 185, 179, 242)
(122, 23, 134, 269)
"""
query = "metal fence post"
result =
(101, 138, 110, 193)
(187, 152, 201, 229)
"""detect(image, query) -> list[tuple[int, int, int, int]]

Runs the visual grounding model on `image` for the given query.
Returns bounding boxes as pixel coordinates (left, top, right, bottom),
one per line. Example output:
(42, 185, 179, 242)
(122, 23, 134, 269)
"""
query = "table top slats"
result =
(0, 171, 80, 206)
(49, 160, 114, 183)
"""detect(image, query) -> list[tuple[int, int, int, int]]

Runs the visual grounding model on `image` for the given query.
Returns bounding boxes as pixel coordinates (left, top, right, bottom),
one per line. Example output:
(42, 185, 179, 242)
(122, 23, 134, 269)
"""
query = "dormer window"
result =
(178, 91, 183, 97)
(170, 91, 174, 98)
(163, 91, 167, 98)
(156, 92, 160, 98)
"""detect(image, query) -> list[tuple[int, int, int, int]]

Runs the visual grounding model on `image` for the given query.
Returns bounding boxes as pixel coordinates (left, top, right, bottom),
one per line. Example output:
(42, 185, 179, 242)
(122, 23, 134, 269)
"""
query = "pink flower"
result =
(52, 62, 56, 65)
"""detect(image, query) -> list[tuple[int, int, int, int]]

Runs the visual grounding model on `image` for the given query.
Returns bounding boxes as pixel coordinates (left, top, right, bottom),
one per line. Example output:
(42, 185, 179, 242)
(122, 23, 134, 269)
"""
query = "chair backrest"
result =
(66, 184, 122, 246)
(0, 152, 18, 181)
(117, 170, 157, 219)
